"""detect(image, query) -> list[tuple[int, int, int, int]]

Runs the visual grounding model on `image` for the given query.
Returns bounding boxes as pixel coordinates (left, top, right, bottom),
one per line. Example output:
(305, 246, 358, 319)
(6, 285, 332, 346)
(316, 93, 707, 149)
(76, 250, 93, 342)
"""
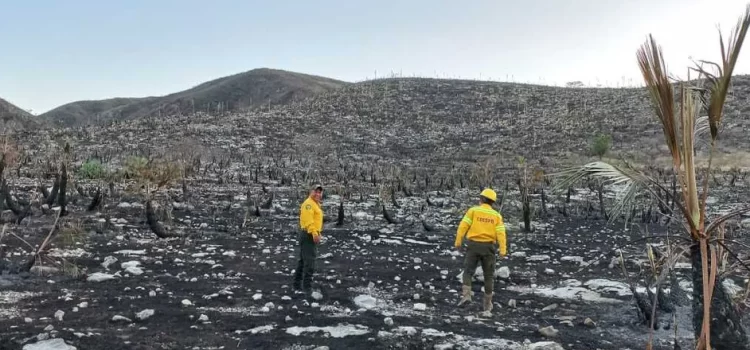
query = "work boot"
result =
(457, 285, 472, 306)
(482, 292, 494, 313)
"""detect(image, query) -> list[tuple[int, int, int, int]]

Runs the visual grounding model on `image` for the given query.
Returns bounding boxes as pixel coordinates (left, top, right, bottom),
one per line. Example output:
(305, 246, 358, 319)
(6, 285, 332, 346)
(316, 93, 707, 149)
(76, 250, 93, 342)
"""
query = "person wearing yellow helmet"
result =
(454, 187, 507, 314)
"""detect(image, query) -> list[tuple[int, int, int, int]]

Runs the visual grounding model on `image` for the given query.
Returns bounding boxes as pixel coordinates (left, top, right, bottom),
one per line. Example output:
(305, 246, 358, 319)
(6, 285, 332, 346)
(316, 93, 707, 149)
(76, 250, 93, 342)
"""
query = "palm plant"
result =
(554, 5, 750, 349)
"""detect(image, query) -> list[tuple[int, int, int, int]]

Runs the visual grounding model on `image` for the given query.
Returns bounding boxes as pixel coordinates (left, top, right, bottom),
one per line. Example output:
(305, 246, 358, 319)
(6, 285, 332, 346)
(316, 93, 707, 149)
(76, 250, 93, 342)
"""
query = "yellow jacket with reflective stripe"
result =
(299, 197, 323, 238)
(454, 203, 507, 255)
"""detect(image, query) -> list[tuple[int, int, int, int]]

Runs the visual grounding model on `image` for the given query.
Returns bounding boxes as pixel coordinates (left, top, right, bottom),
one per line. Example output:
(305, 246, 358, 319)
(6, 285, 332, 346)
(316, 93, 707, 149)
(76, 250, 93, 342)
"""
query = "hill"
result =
(38, 68, 349, 127)
(20, 74, 750, 175)
(0, 97, 38, 131)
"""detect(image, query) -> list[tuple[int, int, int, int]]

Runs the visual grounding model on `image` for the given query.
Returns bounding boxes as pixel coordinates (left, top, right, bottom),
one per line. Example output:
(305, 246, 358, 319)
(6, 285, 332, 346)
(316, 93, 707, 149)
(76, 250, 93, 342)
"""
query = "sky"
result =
(1, 0, 749, 114)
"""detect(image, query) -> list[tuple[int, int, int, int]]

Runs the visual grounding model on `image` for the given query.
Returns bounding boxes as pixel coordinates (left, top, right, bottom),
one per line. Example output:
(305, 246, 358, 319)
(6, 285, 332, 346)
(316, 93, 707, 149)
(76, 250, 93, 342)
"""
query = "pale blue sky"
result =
(1, 0, 749, 114)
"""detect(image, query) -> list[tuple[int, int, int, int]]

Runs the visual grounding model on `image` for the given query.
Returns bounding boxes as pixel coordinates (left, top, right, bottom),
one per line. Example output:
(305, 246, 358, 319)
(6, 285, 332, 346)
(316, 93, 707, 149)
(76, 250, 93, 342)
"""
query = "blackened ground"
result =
(0, 205, 748, 350)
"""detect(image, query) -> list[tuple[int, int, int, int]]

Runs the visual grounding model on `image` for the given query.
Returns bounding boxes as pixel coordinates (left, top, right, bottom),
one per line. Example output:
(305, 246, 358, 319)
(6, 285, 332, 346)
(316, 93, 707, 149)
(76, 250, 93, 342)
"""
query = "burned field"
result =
(0, 77, 749, 349)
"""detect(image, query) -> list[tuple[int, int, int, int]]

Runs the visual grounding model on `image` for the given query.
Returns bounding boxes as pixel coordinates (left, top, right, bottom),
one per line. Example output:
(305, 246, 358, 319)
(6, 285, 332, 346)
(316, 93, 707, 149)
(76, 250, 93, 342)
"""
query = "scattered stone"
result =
(101, 256, 118, 269)
(111, 315, 132, 323)
(87, 272, 116, 282)
(354, 295, 377, 309)
(135, 309, 154, 321)
(181, 299, 192, 307)
(22, 338, 77, 350)
(54, 310, 65, 321)
(538, 325, 559, 338)
(497, 266, 510, 279)
(528, 342, 565, 350)
(413, 303, 427, 311)
(584, 317, 597, 328)
(384, 317, 394, 326)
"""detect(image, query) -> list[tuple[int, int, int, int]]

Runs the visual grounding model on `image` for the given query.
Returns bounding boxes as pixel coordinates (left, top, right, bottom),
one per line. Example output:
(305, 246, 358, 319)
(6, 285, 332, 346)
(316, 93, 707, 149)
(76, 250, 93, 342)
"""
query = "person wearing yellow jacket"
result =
(454, 188, 507, 314)
(293, 185, 324, 293)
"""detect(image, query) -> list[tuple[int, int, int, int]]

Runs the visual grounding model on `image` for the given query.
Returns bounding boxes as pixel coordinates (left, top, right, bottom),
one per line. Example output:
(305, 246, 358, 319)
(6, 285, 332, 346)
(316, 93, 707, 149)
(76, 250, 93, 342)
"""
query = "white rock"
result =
(22, 338, 77, 350)
(353, 295, 377, 309)
(413, 303, 427, 311)
(252, 293, 262, 301)
(538, 325, 559, 338)
(121, 261, 140, 269)
(497, 266, 510, 279)
(125, 266, 144, 275)
(198, 314, 209, 322)
(311, 291, 323, 300)
(54, 310, 64, 321)
(101, 256, 118, 269)
(528, 342, 565, 350)
(135, 309, 154, 321)
(384, 317, 394, 326)
(527, 255, 551, 262)
(87, 272, 116, 282)
(111, 315, 132, 322)
(181, 299, 192, 307)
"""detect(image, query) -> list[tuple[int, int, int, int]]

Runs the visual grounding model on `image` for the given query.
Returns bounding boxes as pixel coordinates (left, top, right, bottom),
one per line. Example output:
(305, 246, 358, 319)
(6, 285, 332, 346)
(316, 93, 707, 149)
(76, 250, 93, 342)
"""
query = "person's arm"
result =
(454, 208, 474, 248)
(495, 213, 507, 256)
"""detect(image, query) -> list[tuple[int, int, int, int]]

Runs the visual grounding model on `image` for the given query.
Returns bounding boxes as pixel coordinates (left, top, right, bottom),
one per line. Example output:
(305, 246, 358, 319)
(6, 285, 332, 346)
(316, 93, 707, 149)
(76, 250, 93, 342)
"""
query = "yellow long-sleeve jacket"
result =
(299, 197, 323, 238)
(454, 203, 507, 256)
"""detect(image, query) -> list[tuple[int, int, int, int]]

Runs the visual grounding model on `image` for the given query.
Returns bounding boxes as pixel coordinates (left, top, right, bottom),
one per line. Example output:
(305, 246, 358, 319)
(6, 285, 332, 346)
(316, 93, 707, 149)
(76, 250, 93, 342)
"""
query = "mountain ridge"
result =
(38, 68, 350, 127)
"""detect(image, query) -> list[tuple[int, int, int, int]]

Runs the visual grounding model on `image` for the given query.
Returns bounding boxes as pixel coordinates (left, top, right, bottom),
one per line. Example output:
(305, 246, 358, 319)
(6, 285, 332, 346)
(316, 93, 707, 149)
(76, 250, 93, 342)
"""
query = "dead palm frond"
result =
(553, 4, 750, 349)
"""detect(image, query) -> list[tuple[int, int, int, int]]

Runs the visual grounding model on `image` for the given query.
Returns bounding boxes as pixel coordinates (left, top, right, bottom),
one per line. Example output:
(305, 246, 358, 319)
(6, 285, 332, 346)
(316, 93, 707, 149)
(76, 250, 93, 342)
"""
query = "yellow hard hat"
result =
(480, 188, 497, 202)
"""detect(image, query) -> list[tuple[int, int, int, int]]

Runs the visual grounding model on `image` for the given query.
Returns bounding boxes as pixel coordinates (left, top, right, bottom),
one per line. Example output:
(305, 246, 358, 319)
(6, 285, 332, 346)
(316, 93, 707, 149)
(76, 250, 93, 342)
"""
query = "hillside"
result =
(38, 68, 349, 127)
(13, 74, 749, 179)
(0, 97, 38, 131)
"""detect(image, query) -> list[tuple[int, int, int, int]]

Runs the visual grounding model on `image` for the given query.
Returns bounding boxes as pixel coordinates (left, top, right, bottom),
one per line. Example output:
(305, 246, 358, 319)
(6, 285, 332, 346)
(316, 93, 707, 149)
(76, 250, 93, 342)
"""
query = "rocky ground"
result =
(1, 176, 748, 350)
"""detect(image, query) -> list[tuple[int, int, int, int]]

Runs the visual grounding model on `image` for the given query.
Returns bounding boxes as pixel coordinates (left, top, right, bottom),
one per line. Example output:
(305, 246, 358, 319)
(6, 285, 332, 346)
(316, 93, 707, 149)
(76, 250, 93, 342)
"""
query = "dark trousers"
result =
(293, 230, 317, 290)
(462, 240, 496, 294)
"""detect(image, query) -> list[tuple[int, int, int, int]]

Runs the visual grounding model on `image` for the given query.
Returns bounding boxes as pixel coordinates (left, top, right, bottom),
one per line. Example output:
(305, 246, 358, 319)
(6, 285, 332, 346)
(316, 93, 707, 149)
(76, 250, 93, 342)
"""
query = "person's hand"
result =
(313, 233, 321, 244)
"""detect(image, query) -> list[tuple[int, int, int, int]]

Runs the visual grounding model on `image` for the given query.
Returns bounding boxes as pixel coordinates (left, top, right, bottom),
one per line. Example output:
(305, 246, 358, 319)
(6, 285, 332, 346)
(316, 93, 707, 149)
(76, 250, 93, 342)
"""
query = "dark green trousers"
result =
(462, 240, 496, 294)
(293, 230, 317, 290)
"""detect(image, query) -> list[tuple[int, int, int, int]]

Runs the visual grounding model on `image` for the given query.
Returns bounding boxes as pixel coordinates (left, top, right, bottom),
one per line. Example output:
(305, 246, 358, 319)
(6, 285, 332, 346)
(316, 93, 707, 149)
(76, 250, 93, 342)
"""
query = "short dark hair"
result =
(480, 195, 494, 205)
(313, 185, 323, 192)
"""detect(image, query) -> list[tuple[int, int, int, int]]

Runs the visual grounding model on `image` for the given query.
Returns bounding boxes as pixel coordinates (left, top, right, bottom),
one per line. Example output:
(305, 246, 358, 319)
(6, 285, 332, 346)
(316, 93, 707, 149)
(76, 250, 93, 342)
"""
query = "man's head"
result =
(479, 188, 497, 205)
(310, 185, 323, 202)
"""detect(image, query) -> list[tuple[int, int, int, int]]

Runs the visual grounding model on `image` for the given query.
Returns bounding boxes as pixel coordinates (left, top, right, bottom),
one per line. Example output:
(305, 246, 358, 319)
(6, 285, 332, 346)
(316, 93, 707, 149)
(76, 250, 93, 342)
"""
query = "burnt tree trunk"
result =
(690, 243, 749, 349)
(336, 200, 344, 226)
(382, 205, 396, 224)
(57, 164, 68, 216)
(597, 184, 608, 221)
(146, 200, 170, 238)
(87, 188, 102, 211)
(522, 199, 531, 232)
(46, 174, 59, 207)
